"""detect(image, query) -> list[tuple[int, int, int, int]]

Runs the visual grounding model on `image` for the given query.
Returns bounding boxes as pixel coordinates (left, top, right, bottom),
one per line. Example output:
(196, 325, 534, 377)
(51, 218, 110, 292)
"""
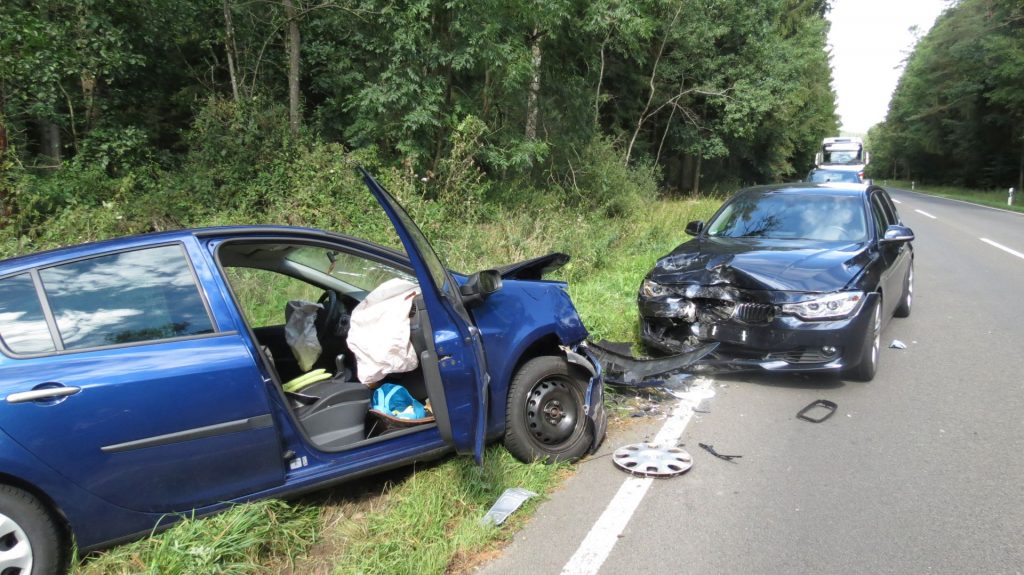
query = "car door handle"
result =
(6, 386, 82, 404)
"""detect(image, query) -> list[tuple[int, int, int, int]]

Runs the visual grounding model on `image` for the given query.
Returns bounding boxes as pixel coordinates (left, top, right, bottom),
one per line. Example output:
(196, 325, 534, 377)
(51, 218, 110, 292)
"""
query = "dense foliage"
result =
(1, 0, 837, 250)
(870, 0, 1024, 190)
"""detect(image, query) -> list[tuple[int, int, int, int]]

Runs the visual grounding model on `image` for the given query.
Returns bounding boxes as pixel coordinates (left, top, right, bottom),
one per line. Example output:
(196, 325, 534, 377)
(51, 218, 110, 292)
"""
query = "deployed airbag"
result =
(347, 278, 420, 385)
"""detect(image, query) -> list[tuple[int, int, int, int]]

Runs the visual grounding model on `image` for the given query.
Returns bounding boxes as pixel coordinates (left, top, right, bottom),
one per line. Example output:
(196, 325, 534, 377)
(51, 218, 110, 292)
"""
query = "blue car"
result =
(0, 170, 607, 572)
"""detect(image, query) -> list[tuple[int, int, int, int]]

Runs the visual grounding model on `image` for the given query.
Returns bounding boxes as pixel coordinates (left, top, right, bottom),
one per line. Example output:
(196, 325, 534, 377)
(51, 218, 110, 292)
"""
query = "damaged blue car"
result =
(0, 170, 607, 572)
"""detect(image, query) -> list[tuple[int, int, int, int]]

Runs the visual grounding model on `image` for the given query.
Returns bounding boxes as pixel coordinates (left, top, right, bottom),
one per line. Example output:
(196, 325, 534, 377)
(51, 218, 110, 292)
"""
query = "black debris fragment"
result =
(698, 442, 742, 462)
(796, 399, 837, 423)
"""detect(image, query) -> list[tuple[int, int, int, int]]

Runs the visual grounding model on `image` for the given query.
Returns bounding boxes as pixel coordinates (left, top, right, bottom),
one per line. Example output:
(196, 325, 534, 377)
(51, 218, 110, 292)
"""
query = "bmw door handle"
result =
(6, 386, 82, 404)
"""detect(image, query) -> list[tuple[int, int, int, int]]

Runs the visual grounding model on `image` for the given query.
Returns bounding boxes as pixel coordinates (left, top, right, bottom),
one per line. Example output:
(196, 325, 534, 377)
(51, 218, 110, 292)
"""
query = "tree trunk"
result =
(223, 0, 240, 101)
(38, 119, 61, 166)
(1018, 135, 1023, 195)
(283, 0, 301, 137)
(692, 154, 702, 196)
(625, 4, 683, 165)
(594, 35, 608, 126)
(525, 28, 542, 140)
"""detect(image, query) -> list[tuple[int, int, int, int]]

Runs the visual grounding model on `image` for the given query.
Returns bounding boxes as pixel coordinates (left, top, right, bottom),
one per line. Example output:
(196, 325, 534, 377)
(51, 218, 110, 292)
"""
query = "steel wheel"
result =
(504, 356, 594, 463)
(525, 377, 579, 445)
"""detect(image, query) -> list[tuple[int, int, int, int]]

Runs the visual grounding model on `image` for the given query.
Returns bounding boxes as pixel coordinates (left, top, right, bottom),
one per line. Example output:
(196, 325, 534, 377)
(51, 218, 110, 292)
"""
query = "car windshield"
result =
(808, 170, 861, 183)
(706, 192, 868, 241)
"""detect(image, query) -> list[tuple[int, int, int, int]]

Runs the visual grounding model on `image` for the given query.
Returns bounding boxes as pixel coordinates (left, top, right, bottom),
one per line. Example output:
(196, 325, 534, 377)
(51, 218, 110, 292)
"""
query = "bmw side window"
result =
(39, 245, 215, 350)
(869, 198, 888, 238)
(0, 273, 56, 354)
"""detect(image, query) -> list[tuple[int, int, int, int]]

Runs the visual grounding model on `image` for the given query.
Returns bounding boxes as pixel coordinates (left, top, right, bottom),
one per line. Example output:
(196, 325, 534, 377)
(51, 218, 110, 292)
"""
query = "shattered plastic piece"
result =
(587, 340, 719, 387)
(698, 442, 742, 462)
(612, 443, 693, 477)
(480, 487, 538, 526)
(889, 339, 908, 349)
(796, 399, 837, 423)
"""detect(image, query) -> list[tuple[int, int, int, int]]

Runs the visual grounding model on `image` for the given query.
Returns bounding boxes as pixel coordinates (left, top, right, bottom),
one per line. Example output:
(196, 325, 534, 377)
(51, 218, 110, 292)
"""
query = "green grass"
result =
(72, 500, 320, 575)
(879, 179, 1024, 214)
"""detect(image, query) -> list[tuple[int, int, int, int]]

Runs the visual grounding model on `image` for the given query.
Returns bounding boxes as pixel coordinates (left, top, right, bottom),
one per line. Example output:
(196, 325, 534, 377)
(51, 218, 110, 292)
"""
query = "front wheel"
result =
(0, 485, 64, 575)
(846, 296, 882, 382)
(894, 262, 913, 318)
(504, 356, 594, 463)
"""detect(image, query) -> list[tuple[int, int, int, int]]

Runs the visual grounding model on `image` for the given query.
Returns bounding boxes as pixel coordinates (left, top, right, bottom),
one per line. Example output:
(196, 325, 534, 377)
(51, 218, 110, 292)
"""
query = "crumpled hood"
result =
(649, 237, 871, 293)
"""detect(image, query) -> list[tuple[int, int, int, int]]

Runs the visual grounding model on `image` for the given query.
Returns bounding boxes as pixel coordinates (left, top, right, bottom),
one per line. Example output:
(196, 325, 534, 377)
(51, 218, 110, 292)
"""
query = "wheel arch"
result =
(0, 471, 72, 547)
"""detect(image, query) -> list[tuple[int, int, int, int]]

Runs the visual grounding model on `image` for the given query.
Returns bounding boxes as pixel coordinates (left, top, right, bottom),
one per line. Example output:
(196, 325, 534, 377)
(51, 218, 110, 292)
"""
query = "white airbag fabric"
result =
(347, 278, 420, 385)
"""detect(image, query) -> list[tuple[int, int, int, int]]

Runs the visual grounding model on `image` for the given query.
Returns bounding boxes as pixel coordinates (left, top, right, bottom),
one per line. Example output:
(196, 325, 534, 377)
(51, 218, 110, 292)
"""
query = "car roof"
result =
(737, 182, 872, 197)
(0, 225, 363, 276)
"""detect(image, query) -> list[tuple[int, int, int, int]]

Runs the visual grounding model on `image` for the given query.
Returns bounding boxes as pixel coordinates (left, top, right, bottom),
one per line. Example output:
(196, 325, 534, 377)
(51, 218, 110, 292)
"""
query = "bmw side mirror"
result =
(460, 269, 503, 308)
(881, 224, 915, 244)
(685, 220, 704, 236)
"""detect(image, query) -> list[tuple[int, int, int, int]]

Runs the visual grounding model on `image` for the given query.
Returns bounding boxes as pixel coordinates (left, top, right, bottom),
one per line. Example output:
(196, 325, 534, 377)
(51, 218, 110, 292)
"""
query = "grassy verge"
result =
(879, 180, 1024, 214)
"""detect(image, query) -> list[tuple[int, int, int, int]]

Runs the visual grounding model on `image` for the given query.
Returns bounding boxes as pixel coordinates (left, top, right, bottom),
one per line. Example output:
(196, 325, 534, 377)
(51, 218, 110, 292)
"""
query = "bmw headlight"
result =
(782, 291, 864, 320)
(640, 278, 671, 297)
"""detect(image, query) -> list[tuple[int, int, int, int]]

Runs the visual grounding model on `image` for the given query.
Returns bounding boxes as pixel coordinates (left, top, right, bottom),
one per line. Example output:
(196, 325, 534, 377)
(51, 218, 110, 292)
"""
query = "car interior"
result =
(217, 241, 438, 452)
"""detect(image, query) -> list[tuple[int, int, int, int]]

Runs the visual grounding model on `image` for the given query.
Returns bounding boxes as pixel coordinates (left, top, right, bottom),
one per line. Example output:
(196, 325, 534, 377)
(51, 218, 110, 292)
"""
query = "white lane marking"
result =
(892, 199, 902, 204)
(980, 238, 1024, 261)
(889, 187, 1024, 217)
(561, 378, 715, 575)
(914, 209, 937, 219)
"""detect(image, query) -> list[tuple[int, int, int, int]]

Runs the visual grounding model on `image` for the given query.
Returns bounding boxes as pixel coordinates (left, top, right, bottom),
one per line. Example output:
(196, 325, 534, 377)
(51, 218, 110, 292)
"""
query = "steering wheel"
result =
(315, 289, 343, 340)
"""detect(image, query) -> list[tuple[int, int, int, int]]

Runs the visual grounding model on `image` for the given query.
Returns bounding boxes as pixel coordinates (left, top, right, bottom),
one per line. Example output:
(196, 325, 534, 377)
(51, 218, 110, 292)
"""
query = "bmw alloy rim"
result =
(0, 511, 33, 574)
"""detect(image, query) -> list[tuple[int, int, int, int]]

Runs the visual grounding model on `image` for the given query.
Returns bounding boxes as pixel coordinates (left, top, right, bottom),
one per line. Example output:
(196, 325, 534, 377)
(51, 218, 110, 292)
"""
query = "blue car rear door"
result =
(361, 169, 489, 463)
(0, 240, 285, 513)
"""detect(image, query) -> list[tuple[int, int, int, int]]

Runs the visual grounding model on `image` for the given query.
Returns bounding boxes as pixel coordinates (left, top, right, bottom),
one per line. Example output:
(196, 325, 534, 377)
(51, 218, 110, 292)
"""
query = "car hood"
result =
(649, 237, 871, 293)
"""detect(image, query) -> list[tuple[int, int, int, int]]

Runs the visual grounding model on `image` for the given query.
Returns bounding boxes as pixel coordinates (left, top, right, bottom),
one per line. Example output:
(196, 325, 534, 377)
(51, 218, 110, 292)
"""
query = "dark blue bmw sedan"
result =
(638, 183, 914, 382)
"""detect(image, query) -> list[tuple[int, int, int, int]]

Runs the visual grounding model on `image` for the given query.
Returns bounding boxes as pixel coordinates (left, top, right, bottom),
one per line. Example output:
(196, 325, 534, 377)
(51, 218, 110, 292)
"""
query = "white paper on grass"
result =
(347, 278, 420, 385)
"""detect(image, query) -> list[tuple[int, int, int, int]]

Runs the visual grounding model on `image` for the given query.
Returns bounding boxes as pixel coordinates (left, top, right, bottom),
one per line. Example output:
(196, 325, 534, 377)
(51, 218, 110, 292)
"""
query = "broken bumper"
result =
(638, 293, 878, 373)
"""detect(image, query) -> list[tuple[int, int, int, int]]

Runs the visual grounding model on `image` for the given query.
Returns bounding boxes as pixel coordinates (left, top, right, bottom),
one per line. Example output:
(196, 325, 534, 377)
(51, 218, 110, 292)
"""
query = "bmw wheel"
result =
(894, 262, 913, 318)
(504, 356, 594, 463)
(0, 485, 63, 575)
(847, 296, 881, 382)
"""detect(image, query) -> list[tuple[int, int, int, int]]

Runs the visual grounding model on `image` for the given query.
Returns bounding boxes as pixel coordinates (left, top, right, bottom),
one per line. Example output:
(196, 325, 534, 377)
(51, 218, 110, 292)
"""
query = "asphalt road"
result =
(477, 188, 1024, 575)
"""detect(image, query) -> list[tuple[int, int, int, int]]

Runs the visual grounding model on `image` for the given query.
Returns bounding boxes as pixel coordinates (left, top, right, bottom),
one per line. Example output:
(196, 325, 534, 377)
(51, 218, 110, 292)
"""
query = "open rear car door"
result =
(360, 169, 490, 463)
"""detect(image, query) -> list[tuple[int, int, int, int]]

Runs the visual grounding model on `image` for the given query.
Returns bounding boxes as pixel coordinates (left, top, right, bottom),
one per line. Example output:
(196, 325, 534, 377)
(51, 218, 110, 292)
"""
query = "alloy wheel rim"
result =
(525, 377, 579, 446)
(907, 266, 914, 308)
(0, 512, 33, 574)
(870, 302, 881, 368)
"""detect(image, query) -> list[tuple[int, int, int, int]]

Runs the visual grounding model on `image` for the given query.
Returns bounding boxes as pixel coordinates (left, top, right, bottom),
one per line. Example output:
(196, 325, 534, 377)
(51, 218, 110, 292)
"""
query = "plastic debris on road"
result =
(612, 443, 694, 477)
(889, 339, 908, 349)
(480, 487, 538, 526)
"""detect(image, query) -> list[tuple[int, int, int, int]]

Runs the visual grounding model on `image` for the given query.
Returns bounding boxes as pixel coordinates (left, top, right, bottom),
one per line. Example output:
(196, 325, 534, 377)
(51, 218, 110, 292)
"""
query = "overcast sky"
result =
(827, 0, 951, 134)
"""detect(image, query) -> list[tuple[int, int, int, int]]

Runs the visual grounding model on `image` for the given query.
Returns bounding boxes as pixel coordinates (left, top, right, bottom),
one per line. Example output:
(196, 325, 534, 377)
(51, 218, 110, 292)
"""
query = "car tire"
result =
(894, 262, 913, 318)
(0, 484, 64, 575)
(504, 356, 594, 463)
(847, 296, 882, 382)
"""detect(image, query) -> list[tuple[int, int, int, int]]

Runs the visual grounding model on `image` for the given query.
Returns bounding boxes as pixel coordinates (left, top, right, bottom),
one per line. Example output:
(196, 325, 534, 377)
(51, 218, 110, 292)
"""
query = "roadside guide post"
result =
(911, 181, 915, 191)
(1009, 187, 1015, 206)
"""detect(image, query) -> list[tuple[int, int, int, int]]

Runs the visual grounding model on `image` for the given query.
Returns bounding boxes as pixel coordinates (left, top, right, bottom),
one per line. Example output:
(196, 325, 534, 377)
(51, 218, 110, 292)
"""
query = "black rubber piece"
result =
(796, 399, 838, 423)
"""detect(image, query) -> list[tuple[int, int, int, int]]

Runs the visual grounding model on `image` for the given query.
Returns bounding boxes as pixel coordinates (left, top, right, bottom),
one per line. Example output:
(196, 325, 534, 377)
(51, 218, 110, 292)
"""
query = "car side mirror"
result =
(880, 224, 915, 244)
(460, 269, 503, 308)
(685, 220, 705, 236)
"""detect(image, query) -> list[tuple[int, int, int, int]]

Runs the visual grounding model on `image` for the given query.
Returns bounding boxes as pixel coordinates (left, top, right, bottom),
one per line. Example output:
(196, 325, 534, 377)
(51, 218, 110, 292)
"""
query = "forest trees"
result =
(1, 0, 838, 211)
(870, 0, 1024, 190)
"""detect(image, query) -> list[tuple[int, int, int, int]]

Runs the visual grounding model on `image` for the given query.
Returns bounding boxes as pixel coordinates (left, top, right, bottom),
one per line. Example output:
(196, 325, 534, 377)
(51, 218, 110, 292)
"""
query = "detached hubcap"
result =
(526, 378, 579, 445)
(0, 512, 33, 574)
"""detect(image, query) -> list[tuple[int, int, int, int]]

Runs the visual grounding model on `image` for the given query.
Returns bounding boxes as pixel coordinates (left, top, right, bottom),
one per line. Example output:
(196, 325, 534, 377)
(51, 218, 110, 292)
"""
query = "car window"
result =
(286, 246, 413, 293)
(869, 197, 889, 236)
(0, 273, 56, 354)
(38, 245, 215, 350)
(707, 193, 868, 241)
(223, 268, 322, 328)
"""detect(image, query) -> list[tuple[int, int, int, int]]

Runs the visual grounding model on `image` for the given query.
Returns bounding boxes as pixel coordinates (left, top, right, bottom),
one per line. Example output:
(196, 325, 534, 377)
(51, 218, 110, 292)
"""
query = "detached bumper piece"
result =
(585, 340, 719, 387)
